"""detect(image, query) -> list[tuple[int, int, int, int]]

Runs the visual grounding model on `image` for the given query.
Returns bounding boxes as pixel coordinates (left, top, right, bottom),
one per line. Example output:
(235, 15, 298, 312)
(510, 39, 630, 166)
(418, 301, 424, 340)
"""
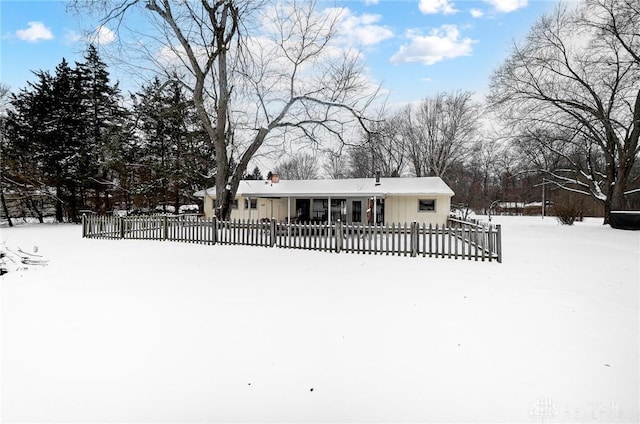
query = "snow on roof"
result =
(195, 177, 454, 198)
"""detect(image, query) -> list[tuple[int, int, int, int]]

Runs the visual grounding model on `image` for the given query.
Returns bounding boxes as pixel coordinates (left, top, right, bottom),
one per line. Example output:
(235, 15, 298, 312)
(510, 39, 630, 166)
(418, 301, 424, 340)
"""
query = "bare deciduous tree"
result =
(583, 0, 640, 63)
(367, 114, 407, 177)
(488, 0, 640, 223)
(322, 149, 349, 179)
(277, 152, 319, 180)
(403, 91, 481, 178)
(72, 0, 377, 219)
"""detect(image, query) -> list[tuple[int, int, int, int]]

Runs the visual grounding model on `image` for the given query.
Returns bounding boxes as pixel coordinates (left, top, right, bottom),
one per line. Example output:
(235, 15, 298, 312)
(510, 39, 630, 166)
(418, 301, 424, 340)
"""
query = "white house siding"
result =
(384, 195, 451, 226)
(205, 196, 215, 217)
(205, 194, 450, 226)
(198, 177, 454, 225)
(206, 196, 286, 221)
(258, 198, 286, 221)
(204, 196, 290, 221)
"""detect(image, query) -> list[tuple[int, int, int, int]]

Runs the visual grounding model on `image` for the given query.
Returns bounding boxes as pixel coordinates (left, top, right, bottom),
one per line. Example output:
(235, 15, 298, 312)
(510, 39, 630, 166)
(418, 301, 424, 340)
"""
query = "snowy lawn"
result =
(1, 216, 638, 423)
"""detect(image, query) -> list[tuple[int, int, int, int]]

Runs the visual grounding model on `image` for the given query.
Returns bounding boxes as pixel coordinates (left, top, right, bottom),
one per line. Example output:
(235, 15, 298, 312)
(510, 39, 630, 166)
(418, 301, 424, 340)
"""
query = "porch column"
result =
(373, 196, 377, 225)
(287, 196, 291, 237)
(248, 197, 252, 221)
(328, 195, 332, 227)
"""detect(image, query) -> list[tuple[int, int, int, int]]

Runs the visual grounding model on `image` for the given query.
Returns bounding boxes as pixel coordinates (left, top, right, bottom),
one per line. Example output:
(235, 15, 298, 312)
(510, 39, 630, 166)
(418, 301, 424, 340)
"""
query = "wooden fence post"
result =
(335, 220, 343, 253)
(163, 215, 168, 241)
(270, 219, 276, 247)
(496, 224, 502, 263)
(410, 221, 418, 257)
(82, 215, 87, 238)
(212, 217, 217, 245)
(119, 217, 125, 239)
(488, 224, 494, 262)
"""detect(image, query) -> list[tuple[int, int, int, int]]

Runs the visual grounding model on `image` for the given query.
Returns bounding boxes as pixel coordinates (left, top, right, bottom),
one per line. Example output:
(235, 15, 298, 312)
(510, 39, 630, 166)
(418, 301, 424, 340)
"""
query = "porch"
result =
(243, 196, 385, 225)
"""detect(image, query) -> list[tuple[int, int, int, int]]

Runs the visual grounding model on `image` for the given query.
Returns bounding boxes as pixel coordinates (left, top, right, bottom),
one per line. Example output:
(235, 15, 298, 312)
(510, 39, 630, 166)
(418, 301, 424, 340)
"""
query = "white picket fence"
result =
(82, 214, 502, 262)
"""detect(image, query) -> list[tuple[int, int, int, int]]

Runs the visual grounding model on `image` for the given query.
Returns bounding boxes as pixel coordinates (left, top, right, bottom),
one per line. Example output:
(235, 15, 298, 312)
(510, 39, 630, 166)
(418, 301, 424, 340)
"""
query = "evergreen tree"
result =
(243, 166, 263, 180)
(133, 75, 212, 212)
(7, 60, 84, 222)
(6, 47, 129, 222)
(74, 44, 128, 216)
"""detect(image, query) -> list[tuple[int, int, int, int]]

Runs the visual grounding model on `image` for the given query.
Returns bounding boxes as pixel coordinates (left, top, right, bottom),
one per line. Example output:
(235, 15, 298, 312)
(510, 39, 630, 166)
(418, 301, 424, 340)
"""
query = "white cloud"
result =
(470, 8, 485, 18)
(364, 0, 379, 5)
(484, 0, 528, 13)
(390, 25, 476, 65)
(419, 0, 457, 15)
(16, 21, 53, 42)
(64, 30, 82, 44)
(91, 25, 115, 45)
(337, 10, 393, 46)
(261, 6, 392, 49)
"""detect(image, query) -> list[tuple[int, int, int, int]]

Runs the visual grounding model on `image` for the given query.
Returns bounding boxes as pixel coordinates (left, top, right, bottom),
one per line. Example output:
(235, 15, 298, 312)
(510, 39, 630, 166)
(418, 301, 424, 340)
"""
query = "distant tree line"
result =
(316, 0, 640, 222)
(314, 91, 545, 217)
(2, 0, 639, 226)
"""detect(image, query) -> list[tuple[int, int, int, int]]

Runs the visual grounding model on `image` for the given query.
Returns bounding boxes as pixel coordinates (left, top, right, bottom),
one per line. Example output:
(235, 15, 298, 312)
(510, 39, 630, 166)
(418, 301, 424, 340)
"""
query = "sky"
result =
(1, 0, 563, 105)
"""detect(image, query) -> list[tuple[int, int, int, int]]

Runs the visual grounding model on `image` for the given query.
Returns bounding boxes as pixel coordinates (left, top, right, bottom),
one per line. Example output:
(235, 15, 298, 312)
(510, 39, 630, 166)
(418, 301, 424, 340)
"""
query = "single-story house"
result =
(195, 175, 454, 226)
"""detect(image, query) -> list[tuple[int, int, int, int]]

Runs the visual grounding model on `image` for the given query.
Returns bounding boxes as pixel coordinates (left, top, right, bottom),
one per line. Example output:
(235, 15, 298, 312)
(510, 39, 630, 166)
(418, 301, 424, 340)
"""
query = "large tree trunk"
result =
(55, 185, 64, 223)
(102, 171, 111, 214)
(27, 196, 44, 223)
(1, 190, 13, 227)
(605, 163, 631, 224)
(68, 181, 78, 223)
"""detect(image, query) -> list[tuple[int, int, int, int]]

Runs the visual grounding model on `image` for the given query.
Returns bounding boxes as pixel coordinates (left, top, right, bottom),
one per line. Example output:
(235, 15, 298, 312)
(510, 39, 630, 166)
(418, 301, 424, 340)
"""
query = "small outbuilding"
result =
(195, 176, 455, 226)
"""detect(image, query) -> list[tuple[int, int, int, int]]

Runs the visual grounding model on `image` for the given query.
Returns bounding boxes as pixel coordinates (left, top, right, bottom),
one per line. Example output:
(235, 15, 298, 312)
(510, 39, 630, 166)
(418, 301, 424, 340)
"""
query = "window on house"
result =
(312, 199, 328, 222)
(231, 199, 238, 209)
(352, 200, 362, 223)
(244, 198, 257, 209)
(331, 199, 346, 222)
(418, 199, 436, 211)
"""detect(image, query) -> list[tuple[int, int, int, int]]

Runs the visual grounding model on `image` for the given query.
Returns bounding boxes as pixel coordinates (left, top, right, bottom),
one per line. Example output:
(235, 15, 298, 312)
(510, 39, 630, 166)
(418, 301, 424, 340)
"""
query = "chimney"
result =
(375, 171, 381, 186)
(270, 172, 280, 183)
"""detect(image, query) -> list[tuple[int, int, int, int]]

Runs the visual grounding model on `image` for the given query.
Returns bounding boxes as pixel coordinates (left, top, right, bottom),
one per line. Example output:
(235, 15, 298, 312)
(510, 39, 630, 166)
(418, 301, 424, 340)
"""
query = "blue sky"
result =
(1, 0, 561, 104)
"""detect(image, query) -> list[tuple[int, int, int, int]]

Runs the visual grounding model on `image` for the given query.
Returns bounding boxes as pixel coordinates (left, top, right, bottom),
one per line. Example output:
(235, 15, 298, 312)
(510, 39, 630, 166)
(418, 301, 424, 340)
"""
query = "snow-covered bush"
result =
(553, 197, 583, 225)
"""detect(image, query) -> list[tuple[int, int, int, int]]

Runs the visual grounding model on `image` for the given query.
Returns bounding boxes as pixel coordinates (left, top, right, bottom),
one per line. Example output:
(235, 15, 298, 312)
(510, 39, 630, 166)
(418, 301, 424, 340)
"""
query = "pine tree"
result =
(7, 60, 84, 222)
(243, 166, 263, 180)
(133, 75, 212, 213)
(74, 44, 128, 215)
(6, 48, 129, 222)
(51, 59, 84, 222)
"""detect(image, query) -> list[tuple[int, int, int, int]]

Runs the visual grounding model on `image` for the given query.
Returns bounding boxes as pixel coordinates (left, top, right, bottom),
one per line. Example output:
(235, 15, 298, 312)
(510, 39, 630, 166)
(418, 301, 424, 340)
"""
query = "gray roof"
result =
(195, 177, 454, 198)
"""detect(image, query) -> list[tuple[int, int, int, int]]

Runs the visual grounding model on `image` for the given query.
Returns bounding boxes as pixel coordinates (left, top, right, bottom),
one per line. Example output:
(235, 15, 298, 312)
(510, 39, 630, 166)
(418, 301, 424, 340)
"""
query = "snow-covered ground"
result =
(1, 216, 638, 423)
